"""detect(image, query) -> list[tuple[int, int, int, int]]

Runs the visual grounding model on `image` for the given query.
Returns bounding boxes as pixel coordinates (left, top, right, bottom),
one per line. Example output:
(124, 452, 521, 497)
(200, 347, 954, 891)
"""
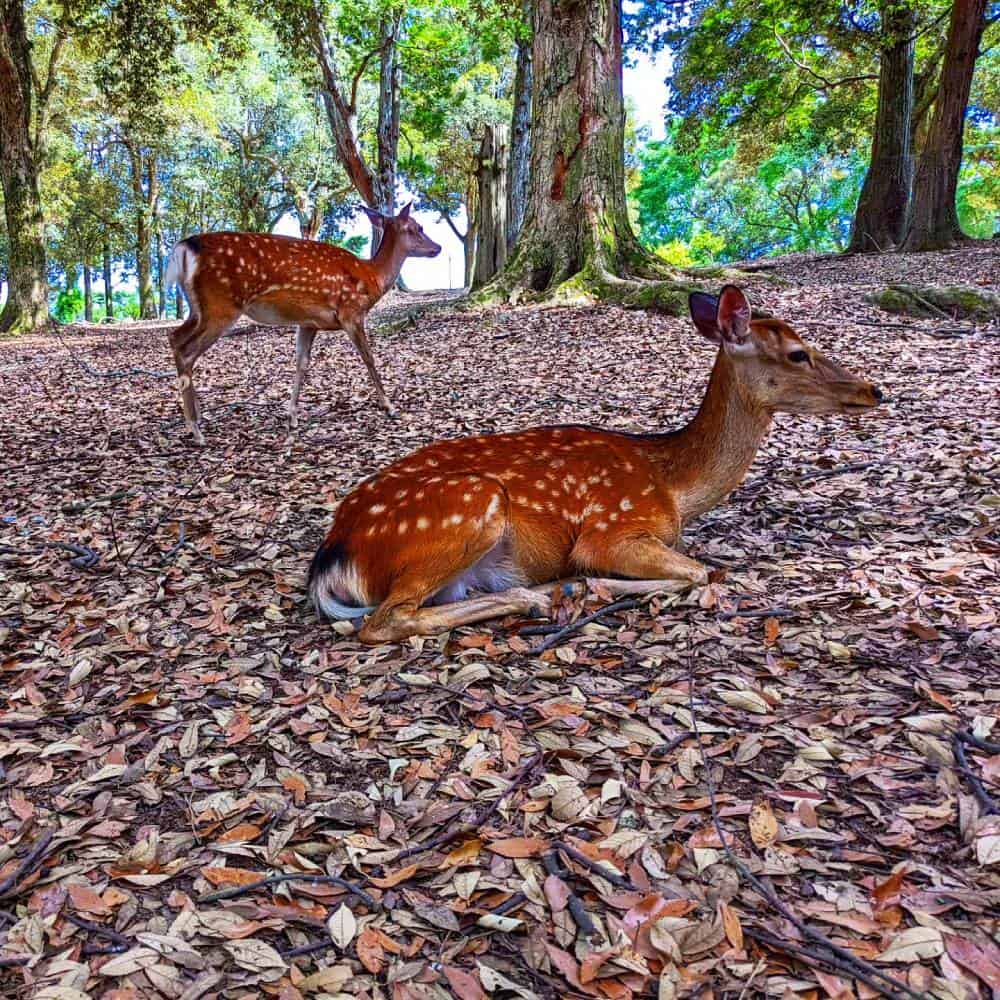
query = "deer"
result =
(308, 285, 884, 644)
(164, 204, 441, 445)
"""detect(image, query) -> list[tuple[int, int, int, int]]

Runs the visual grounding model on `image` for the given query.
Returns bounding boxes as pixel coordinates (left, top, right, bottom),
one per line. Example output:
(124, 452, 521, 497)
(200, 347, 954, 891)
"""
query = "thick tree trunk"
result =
(848, 1, 915, 252)
(83, 257, 93, 321)
(472, 124, 509, 289)
(103, 242, 114, 320)
(901, 0, 987, 250)
(499, 0, 654, 295)
(175, 287, 184, 319)
(0, 0, 49, 334)
(506, 1, 532, 250)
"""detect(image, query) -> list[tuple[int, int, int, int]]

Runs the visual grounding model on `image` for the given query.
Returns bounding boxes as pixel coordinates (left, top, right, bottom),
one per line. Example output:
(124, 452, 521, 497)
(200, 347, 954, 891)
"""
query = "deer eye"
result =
(788, 350, 809, 364)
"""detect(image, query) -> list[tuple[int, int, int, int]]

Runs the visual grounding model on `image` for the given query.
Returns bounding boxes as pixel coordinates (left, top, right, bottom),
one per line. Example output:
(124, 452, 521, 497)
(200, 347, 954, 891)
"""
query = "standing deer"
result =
(165, 204, 441, 444)
(309, 286, 884, 644)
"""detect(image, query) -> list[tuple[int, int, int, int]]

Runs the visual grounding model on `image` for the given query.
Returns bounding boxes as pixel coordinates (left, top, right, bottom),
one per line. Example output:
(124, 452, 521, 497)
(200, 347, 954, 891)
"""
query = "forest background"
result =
(0, 0, 996, 331)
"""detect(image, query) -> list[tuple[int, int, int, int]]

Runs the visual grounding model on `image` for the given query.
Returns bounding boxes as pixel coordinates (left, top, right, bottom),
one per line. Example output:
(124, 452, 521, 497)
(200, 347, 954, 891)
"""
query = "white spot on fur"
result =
(620, 498, 633, 511)
(370, 503, 386, 514)
(417, 516, 429, 530)
(398, 521, 409, 534)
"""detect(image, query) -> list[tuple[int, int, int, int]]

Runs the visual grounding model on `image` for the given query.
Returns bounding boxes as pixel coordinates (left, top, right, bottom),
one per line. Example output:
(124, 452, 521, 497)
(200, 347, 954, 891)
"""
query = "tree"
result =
(505, 0, 530, 249)
(472, 122, 507, 287)
(901, 0, 990, 249)
(492, 0, 677, 304)
(848, 1, 916, 252)
(0, 0, 68, 334)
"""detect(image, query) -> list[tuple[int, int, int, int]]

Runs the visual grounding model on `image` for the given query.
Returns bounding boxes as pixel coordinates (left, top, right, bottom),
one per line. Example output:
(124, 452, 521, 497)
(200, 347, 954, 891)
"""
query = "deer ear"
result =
(397, 201, 412, 221)
(361, 205, 384, 226)
(716, 285, 751, 345)
(689, 292, 721, 343)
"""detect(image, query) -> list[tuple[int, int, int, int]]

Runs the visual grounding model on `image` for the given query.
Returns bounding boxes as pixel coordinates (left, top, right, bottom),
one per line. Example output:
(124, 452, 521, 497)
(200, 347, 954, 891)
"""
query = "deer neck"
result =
(370, 233, 407, 297)
(647, 350, 773, 523)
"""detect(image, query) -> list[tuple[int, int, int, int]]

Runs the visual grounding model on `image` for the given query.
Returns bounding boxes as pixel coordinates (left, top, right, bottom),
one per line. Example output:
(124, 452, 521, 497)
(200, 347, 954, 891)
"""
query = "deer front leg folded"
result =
(359, 588, 550, 645)
(570, 529, 710, 587)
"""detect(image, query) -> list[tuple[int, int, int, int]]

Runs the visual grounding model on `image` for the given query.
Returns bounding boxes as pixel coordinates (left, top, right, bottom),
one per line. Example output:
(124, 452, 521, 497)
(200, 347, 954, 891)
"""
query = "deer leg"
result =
(169, 316, 207, 446)
(360, 588, 549, 645)
(289, 325, 318, 429)
(343, 318, 396, 417)
(570, 530, 709, 587)
(168, 305, 241, 446)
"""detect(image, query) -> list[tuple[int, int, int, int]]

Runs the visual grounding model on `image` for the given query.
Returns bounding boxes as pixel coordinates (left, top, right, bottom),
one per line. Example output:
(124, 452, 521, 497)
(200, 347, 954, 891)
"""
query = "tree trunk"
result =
(473, 124, 509, 289)
(175, 287, 184, 319)
(499, 0, 653, 295)
(103, 242, 114, 320)
(900, 0, 987, 251)
(83, 257, 93, 321)
(848, 1, 915, 252)
(0, 0, 49, 334)
(128, 146, 157, 319)
(154, 228, 165, 317)
(506, 0, 532, 250)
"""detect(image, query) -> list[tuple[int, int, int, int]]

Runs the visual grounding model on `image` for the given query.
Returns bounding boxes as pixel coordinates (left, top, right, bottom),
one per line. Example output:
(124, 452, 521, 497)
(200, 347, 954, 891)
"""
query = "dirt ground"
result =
(1, 247, 998, 999)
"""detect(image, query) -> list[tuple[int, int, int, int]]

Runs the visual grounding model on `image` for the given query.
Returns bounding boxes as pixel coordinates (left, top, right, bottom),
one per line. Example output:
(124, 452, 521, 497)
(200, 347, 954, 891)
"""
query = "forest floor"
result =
(1, 246, 998, 999)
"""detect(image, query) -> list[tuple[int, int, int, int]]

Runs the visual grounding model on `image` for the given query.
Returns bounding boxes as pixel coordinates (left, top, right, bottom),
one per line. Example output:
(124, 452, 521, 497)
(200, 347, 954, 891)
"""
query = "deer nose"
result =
(872, 385, 884, 403)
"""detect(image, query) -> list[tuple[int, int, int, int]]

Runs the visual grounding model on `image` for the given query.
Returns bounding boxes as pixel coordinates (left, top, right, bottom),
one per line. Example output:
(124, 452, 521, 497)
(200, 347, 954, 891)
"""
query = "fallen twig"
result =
(650, 731, 697, 758)
(0, 829, 56, 900)
(384, 751, 544, 869)
(527, 598, 642, 654)
(685, 664, 925, 1000)
(0, 541, 101, 571)
(746, 926, 915, 999)
(957, 729, 1000, 754)
(543, 851, 597, 938)
(553, 840, 637, 892)
(281, 938, 340, 959)
(63, 911, 133, 955)
(198, 872, 379, 909)
(953, 734, 998, 815)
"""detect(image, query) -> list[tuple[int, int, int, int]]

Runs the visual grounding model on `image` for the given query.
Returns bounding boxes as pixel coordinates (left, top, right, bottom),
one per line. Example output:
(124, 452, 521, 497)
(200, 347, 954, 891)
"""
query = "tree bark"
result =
(498, 0, 655, 295)
(376, 15, 401, 220)
(155, 227, 165, 317)
(848, 1, 915, 252)
(83, 256, 93, 321)
(506, 0, 532, 250)
(103, 242, 114, 320)
(0, 0, 49, 334)
(127, 145, 157, 319)
(900, 0, 988, 250)
(473, 124, 509, 289)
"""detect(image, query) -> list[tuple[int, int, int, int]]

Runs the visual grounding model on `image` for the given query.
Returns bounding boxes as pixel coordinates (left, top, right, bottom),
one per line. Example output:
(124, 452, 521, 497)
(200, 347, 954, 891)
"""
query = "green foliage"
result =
(633, 121, 866, 261)
(53, 286, 83, 323)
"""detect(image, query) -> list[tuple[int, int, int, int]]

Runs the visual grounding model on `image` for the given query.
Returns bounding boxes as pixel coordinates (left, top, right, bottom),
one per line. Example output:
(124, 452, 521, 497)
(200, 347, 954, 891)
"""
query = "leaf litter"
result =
(0, 250, 998, 997)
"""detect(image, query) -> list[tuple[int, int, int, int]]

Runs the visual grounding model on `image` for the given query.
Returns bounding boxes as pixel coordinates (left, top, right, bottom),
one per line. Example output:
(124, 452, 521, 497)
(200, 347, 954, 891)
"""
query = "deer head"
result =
(689, 286, 883, 415)
(363, 203, 441, 258)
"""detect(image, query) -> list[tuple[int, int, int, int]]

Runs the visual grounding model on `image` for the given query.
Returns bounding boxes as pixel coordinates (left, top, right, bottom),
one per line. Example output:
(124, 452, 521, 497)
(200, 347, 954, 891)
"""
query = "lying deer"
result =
(309, 286, 883, 644)
(165, 204, 441, 444)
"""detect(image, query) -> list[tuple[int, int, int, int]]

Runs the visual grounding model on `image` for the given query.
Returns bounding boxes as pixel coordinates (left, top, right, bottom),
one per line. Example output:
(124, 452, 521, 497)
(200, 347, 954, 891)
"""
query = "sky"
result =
(275, 50, 673, 291)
